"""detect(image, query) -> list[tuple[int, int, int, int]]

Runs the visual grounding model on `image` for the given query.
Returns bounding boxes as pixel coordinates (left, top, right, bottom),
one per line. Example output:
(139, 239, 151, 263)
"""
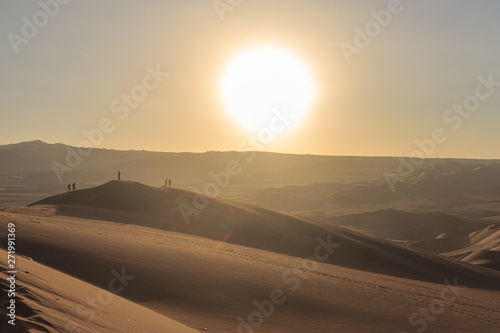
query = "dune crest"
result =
(29, 181, 500, 288)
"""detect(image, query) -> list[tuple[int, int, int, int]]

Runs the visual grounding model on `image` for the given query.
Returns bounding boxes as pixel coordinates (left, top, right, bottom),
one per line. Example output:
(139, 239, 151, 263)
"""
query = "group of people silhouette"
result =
(65, 172, 173, 192)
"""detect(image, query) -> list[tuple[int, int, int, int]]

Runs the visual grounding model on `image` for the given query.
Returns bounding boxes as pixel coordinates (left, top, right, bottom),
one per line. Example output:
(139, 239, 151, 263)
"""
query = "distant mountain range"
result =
(2, 140, 498, 207)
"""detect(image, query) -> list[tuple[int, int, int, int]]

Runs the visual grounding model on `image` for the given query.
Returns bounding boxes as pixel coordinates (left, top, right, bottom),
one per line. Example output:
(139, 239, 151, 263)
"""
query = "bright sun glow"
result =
(221, 46, 316, 132)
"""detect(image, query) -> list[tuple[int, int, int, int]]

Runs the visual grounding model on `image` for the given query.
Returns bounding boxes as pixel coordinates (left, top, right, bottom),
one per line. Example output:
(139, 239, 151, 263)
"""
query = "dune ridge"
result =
(29, 181, 500, 288)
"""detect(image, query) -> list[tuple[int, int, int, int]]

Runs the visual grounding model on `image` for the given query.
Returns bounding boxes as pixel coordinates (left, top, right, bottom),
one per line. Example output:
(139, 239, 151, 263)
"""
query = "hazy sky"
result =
(1, 0, 500, 158)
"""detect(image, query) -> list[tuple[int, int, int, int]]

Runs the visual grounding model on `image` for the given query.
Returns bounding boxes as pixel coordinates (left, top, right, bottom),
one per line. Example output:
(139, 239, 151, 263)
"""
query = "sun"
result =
(220, 46, 315, 132)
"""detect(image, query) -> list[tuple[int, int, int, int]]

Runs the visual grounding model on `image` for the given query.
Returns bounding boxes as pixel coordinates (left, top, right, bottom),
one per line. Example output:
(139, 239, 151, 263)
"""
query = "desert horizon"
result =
(2, 1, 500, 332)
(1, 140, 500, 332)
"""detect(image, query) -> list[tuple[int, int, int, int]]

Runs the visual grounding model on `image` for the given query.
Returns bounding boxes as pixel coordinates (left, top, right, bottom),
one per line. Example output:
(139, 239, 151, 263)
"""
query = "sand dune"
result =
(323, 209, 474, 243)
(0, 249, 199, 333)
(2, 204, 500, 332)
(444, 225, 500, 270)
(28, 181, 500, 288)
(1, 180, 500, 332)
(323, 208, 483, 254)
(322, 209, 500, 271)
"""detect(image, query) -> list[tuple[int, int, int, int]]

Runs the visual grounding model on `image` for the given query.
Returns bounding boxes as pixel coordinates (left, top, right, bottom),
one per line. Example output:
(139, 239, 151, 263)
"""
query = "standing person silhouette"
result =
(72, 183, 76, 190)
(168, 179, 172, 187)
(67, 183, 71, 192)
(165, 178, 168, 187)
(118, 171, 121, 180)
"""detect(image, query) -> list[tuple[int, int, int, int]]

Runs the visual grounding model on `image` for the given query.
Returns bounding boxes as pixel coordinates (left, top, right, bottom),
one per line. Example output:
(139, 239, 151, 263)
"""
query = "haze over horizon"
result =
(2, 0, 500, 159)
(6, 139, 500, 163)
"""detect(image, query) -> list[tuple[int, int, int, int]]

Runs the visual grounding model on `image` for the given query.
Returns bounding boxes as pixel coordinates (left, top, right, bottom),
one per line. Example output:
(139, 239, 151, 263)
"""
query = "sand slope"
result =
(1, 206, 500, 332)
(323, 209, 500, 271)
(444, 225, 500, 270)
(29, 181, 500, 288)
(323, 209, 475, 244)
(0, 249, 199, 333)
